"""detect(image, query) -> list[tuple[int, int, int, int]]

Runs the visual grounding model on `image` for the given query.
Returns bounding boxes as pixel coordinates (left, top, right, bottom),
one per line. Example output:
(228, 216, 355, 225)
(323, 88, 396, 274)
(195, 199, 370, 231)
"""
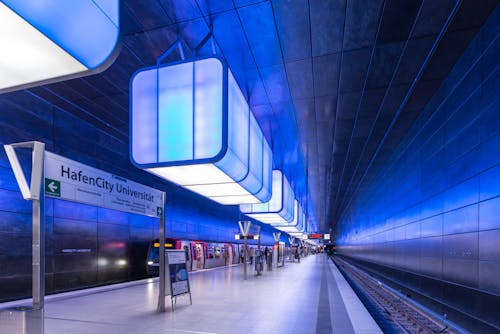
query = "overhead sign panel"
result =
(44, 152, 162, 217)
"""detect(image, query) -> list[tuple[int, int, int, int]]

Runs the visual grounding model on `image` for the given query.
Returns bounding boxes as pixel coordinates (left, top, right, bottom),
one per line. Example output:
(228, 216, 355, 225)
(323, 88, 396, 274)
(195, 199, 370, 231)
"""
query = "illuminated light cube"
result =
(130, 57, 272, 205)
(240, 170, 294, 223)
(274, 206, 306, 234)
(0, 0, 119, 92)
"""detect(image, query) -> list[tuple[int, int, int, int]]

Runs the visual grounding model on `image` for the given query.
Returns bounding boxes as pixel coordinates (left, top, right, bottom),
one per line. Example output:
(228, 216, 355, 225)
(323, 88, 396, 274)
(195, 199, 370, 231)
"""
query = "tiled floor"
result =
(1, 254, 381, 334)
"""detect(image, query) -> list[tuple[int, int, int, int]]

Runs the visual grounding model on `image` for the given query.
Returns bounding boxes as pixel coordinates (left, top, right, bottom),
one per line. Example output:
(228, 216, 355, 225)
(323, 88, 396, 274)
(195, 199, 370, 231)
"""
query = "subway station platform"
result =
(1, 255, 381, 334)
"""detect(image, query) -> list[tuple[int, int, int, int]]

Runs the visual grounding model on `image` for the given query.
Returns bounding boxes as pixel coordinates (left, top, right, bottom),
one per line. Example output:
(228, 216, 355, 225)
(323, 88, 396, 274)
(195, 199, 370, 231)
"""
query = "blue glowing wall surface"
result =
(2, 0, 119, 69)
(0, 89, 283, 303)
(336, 8, 500, 323)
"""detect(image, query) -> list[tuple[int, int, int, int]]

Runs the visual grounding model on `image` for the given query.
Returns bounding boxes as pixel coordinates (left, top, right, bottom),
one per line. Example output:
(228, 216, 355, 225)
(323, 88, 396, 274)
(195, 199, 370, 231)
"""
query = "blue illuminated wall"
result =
(0, 92, 285, 303)
(336, 8, 499, 332)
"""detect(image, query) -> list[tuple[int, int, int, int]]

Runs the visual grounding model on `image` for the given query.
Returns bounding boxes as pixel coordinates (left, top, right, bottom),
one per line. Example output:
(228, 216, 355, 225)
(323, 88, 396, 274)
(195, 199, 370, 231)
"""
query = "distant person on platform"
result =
(250, 247, 255, 264)
(264, 246, 269, 263)
(295, 246, 300, 263)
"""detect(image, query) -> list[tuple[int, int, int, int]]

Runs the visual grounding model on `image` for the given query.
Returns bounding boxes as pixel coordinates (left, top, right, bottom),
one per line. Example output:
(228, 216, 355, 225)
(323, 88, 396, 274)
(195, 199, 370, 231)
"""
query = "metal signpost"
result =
(5, 141, 165, 324)
(156, 200, 192, 312)
(4, 141, 45, 334)
(255, 225, 262, 276)
(289, 237, 295, 262)
(273, 232, 281, 268)
(238, 221, 251, 280)
(157, 193, 166, 312)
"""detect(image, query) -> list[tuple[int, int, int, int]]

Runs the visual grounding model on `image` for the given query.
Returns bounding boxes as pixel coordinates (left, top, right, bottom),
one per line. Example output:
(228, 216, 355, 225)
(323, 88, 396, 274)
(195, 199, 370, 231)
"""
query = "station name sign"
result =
(307, 233, 331, 240)
(44, 152, 162, 217)
(234, 234, 259, 240)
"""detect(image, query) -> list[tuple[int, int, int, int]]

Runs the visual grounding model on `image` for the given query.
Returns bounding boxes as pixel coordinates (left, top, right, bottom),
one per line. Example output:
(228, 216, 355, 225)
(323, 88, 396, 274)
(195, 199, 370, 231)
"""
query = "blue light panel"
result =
(130, 57, 272, 205)
(240, 170, 294, 223)
(3, 0, 119, 69)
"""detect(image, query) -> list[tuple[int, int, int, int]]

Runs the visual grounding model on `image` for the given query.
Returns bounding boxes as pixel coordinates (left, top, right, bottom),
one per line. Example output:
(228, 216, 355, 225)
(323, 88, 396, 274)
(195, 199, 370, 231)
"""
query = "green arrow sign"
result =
(156, 206, 163, 217)
(45, 178, 61, 197)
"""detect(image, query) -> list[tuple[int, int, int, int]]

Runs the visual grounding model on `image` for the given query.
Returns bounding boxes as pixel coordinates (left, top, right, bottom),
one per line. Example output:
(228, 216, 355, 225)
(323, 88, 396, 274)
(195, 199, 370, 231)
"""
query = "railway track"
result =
(332, 256, 456, 334)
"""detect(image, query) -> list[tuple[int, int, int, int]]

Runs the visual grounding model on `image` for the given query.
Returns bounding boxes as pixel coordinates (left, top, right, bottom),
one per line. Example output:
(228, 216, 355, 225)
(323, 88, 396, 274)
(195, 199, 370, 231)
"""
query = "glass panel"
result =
(2, 0, 119, 69)
(131, 69, 158, 164)
(147, 164, 233, 186)
(269, 170, 283, 212)
(187, 183, 250, 197)
(0, 3, 87, 90)
(216, 71, 248, 180)
(282, 176, 294, 222)
(212, 194, 260, 205)
(158, 62, 193, 162)
(194, 58, 223, 159)
(239, 114, 262, 195)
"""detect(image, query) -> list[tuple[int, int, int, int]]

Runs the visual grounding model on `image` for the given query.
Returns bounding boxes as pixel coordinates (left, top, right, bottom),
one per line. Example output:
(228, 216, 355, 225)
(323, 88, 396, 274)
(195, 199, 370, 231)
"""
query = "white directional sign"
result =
(44, 152, 163, 217)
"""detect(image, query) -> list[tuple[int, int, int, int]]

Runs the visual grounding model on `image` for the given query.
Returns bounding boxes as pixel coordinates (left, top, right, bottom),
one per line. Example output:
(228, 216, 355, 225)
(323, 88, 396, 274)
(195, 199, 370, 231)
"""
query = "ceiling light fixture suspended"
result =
(130, 56, 272, 205)
(240, 170, 294, 223)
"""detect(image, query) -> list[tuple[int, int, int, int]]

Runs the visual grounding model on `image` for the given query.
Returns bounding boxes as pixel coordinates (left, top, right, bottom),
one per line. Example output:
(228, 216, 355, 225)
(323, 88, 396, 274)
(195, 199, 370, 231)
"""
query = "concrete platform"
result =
(0, 255, 381, 334)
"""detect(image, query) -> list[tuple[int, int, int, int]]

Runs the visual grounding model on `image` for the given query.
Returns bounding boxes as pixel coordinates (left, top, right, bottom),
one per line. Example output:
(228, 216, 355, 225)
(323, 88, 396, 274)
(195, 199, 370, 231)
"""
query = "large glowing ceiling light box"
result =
(275, 205, 306, 234)
(272, 200, 300, 228)
(130, 57, 272, 205)
(0, 0, 119, 93)
(240, 170, 294, 223)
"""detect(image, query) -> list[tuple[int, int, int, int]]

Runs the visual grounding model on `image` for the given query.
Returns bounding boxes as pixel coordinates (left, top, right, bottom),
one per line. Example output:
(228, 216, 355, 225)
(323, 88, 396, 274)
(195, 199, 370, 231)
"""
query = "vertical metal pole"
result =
(239, 221, 251, 280)
(257, 226, 261, 275)
(243, 235, 247, 280)
(32, 151, 45, 311)
(32, 196, 45, 310)
(157, 192, 166, 312)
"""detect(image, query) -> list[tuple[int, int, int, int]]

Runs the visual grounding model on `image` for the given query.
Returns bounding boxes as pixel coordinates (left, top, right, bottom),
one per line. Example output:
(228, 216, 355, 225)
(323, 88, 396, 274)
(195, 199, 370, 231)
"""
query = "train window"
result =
(148, 239, 177, 263)
(207, 244, 215, 259)
(148, 246, 159, 262)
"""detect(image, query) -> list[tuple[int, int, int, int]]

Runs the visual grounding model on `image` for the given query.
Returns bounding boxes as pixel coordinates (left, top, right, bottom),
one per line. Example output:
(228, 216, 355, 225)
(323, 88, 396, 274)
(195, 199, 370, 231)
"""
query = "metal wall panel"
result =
(337, 10, 499, 330)
(443, 204, 478, 235)
(479, 229, 500, 260)
(479, 196, 500, 230)
(478, 260, 500, 292)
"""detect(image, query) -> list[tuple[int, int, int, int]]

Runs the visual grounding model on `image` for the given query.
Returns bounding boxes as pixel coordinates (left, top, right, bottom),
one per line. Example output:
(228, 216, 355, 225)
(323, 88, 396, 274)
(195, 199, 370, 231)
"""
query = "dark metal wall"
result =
(0, 83, 285, 303)
(336, 7, 499, 333)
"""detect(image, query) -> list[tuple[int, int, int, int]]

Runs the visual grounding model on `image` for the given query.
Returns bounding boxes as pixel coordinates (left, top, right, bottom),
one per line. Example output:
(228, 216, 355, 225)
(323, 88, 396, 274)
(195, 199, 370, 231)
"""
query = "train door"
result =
(180, 240, 192, 271)
(232, 244, 239, 264)
(225, 243, 233, 265)
(191, 242, 204, 271)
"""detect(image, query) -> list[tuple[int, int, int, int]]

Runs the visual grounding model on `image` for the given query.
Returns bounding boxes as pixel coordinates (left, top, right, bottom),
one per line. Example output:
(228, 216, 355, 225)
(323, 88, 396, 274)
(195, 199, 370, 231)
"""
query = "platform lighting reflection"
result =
(131, 57, 272, 205)
(240, 170, 294, 223)
(97, 258, 108, 266)
(116, 259, 127, 266)
(0, 0, 119, 93)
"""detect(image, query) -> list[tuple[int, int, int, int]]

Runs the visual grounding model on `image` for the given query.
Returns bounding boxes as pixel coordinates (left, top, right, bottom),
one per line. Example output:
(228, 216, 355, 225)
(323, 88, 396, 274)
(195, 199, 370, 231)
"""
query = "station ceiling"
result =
(7, 0, 498, 231)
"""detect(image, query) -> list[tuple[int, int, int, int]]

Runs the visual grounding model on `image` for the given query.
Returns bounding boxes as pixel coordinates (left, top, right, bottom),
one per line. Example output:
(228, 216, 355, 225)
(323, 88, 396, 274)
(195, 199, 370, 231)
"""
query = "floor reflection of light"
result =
(146, 279, 155, 301)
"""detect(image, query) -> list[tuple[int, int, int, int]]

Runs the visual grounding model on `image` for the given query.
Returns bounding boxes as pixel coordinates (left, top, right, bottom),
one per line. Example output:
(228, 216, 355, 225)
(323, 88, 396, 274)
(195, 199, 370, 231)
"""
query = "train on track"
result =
(145, 238, 291, 275)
